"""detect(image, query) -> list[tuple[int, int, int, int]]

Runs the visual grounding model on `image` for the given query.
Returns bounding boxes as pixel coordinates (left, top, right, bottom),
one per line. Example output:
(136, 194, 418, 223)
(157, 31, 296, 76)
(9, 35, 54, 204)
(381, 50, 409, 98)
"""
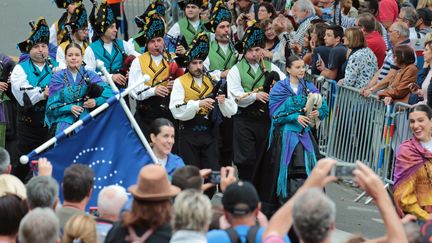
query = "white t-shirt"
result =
(421, 139, 432, 153)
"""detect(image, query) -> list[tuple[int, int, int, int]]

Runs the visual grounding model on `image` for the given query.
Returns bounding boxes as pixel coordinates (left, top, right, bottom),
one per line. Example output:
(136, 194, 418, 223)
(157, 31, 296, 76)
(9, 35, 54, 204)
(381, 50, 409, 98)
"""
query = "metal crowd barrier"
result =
(303, 74, 414, 203)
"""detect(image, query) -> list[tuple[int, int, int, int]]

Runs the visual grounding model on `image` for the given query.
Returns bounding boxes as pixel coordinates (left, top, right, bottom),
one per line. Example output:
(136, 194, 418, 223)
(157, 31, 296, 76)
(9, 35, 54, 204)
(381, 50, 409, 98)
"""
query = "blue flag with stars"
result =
(31, 100, 152, 207)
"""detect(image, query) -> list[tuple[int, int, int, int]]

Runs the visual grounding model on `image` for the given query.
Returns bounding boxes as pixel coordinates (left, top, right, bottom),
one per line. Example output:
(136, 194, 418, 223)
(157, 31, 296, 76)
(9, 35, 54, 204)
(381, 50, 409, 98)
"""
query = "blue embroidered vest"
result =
(89, 39, 125, 74)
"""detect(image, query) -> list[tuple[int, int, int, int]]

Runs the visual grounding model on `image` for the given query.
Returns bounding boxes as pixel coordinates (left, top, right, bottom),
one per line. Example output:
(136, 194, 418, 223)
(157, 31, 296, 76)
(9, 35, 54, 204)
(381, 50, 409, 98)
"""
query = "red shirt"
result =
(365, 31, 387, 68)
(376, 0, 398, 23)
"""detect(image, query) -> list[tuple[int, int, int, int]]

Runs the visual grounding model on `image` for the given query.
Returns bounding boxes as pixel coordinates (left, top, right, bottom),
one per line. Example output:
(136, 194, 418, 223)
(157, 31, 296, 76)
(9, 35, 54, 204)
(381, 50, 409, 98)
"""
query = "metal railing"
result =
(304, 74, 414, 203)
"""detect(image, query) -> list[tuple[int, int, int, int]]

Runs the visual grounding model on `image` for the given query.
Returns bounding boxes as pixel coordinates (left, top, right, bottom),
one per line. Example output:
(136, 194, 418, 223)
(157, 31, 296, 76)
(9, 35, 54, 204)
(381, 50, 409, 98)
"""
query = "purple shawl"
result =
(393, 137, 432, 187)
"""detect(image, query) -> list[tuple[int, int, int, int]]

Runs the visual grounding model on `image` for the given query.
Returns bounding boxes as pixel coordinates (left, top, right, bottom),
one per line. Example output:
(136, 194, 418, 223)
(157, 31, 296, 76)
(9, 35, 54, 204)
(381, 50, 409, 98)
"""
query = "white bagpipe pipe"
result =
(19, 63, 159, 165)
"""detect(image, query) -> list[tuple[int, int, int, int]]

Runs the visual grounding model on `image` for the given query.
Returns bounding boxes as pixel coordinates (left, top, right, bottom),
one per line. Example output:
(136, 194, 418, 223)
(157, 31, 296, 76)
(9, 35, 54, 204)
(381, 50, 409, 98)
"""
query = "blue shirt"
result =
(207, 225, 291, 243)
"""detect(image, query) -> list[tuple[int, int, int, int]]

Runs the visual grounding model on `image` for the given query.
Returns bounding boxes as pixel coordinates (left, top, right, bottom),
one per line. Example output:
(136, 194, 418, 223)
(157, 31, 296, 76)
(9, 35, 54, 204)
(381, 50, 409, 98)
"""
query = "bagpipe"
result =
(49, 64, 103, 111)
(0, 55, 16, 102)
(20, 55, 54, 112)
(112, 40, 136, 89)
(272, 80, 323, 129)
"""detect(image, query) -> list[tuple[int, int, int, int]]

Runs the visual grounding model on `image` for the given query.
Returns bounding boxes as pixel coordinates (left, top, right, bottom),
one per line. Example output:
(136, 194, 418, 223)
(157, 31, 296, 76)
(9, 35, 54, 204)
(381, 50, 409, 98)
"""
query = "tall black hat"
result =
(67, 2, 88, 31)
(235, 21, 265, 54)
(90, 0, 115, 34)
(178, 0, 205, 10)
(204, 0, 232, 32)
(54, 0, 82, 9)
(17, 17, 50, 53)
(134, 0, 166, 29)
(184, 32, 210, 63)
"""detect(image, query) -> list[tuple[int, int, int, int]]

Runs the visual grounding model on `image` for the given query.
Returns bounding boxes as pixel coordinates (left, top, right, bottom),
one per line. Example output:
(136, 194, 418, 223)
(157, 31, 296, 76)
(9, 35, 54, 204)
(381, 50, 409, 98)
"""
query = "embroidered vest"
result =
(179, 73, 212, 115)
(19, 59, 58, 88)
(89, 39, 125, 74)
(208, 41, 237, 71)
(237, 58, 271, 92)
(138, 52, 170, 86)
(178, 18, 202, 46)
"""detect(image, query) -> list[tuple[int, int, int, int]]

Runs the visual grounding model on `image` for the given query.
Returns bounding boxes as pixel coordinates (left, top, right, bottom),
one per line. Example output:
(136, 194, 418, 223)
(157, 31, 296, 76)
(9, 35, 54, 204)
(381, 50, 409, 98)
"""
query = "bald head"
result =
(97, 185, 128, 221)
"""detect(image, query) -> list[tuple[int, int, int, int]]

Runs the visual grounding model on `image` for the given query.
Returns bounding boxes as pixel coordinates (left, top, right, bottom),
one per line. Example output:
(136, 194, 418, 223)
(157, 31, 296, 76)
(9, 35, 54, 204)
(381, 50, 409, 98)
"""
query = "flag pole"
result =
(96, 60, 160, 165)
(19, 73, 151, 164)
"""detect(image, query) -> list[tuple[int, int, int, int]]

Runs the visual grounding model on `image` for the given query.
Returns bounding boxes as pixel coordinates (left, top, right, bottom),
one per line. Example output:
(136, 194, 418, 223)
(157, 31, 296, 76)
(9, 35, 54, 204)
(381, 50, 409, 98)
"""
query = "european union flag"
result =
(30, 100, 152, 207)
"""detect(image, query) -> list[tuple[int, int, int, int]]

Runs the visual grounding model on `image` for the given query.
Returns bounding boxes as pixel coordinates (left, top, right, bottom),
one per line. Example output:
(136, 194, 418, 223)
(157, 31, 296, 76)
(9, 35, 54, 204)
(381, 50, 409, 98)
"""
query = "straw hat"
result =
(129, 164, 180, 201)
(0, 174, 27, 199)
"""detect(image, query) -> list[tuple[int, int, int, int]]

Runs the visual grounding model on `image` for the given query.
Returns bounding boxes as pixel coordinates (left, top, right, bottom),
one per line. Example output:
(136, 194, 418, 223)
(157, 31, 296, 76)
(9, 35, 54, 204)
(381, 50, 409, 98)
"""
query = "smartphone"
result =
(210, 171, 221, 184)
(330, 162, 356, 179)
(31, 160, 38, 176)
(89, 206, 99, 217)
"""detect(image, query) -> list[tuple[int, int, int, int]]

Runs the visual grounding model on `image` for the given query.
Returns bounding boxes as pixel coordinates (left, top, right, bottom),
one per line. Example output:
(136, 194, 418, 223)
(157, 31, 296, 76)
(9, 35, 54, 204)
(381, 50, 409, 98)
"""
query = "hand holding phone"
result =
(210, 171, 221, 184)
(330, 162, 356, 179)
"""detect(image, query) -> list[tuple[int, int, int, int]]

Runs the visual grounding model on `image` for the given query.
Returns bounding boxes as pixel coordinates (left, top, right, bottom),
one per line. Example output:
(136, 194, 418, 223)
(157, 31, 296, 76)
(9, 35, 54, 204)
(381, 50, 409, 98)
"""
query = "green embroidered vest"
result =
(178, 18, 202, 46)
(208, 41, 237, 71)
(237, 59, 271, 92)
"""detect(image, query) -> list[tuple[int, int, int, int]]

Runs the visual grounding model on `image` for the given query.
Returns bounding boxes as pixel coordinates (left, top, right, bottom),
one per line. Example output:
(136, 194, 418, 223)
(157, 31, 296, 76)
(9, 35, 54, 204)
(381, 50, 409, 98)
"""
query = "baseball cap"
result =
(222, 181, 259, 216)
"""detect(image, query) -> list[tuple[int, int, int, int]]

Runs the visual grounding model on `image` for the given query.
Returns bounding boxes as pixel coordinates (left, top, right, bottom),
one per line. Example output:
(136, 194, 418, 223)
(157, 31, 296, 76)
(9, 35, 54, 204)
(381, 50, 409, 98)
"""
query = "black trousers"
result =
(233, 115, 270, 182)
(178, 129, 219, 170)
(13, 120, 48, 183)
(218, 117, 234, 167)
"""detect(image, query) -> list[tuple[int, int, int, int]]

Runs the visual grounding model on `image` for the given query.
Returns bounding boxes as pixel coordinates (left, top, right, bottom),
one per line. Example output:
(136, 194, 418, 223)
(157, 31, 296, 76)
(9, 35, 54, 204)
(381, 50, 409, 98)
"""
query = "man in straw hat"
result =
(56, 2, 90, 67)
(227, 21, 285, 181)
(10, 18, 60, 182)
(169, 32, 237, 171)
(105, 164, 180, 242)
(129, 13, 184, 140)
(84, 0, 139, 88)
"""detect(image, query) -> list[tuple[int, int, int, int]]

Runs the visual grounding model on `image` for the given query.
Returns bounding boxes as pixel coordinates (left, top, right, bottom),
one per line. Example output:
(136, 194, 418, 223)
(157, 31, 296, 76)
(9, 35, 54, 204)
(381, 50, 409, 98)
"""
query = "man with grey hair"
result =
(398, 6, 424, 40)
(95, 185, 128, 242)
(18, 207, 60, 243)
(362, 22, 412, 97)
(0, 148, 11, 174)
(290, 0, 319, 53)
(292, 188, 336, 243)
(26, 176, 59, 210)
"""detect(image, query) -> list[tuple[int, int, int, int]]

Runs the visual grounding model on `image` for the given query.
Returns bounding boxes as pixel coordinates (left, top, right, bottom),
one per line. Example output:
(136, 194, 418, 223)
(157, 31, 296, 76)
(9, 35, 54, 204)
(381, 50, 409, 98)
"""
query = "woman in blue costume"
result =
(45, 43, 113, 135)
(255, 55, 329, 219)
(149, 118, 185, 178)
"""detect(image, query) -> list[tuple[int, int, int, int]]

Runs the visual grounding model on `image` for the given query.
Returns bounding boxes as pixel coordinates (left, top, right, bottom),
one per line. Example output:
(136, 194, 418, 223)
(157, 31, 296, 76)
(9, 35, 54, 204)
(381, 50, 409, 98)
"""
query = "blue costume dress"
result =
(255, 77, 329, 217)
(45, 67, 113, 135)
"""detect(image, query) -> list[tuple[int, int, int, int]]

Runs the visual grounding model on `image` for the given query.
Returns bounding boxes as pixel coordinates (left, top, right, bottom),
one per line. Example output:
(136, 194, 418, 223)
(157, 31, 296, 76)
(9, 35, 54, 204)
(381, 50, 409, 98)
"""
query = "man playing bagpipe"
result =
(56, 1, 90, 67)
(169, 32, 237, 170)
(129, 14, 183, 140)
(11, 18, 60, 182)
(167, 0, 206, 53)
(50, 0, 83, 48)
(203, 0, 239, 166)
(128, 0, 167, 54)
(227, 21, 286, 181)
(84, 0, 139, 88)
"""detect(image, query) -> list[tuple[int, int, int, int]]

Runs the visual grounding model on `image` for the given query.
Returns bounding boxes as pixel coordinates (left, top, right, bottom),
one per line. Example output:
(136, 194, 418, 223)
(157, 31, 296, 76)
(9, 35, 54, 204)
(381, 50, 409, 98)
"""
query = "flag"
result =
(30, 100, 152, 207)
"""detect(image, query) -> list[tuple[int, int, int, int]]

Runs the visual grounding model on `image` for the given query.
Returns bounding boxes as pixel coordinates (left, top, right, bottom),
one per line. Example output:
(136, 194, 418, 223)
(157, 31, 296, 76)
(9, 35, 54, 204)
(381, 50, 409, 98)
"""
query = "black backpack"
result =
(225, 225, 260, 243)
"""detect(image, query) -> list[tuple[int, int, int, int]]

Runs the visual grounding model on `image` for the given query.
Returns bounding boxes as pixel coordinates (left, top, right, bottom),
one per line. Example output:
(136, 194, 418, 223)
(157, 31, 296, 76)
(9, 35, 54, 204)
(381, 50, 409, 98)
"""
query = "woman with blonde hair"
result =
(338, 27, 378, 89)
(63, 214, 98, 243)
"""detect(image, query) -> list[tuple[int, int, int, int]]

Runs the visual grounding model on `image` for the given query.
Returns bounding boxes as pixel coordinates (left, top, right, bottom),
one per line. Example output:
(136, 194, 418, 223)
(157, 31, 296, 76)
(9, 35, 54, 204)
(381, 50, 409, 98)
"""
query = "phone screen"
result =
(210, 171, 221, 184)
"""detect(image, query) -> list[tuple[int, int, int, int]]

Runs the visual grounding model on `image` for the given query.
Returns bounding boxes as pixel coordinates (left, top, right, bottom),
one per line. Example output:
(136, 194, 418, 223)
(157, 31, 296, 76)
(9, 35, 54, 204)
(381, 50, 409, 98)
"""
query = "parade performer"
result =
(84, 0, 139, 88)
(50, 0, 82, 47)
(257, 55, 328, 216)
(167, 0, 205, 50)
(169, 32, 237, 170)
(393, 104, 432, 221)
(46, 43, 113, 135)
(129, 14, 183, 139)
(56, 2, 90, 67)
(227, 21, 285, 181)
(11, 18, 60, 181)
(203, 0, 238, 166)
(128, 0, 166, 54)
(0, 54, 16, 149)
